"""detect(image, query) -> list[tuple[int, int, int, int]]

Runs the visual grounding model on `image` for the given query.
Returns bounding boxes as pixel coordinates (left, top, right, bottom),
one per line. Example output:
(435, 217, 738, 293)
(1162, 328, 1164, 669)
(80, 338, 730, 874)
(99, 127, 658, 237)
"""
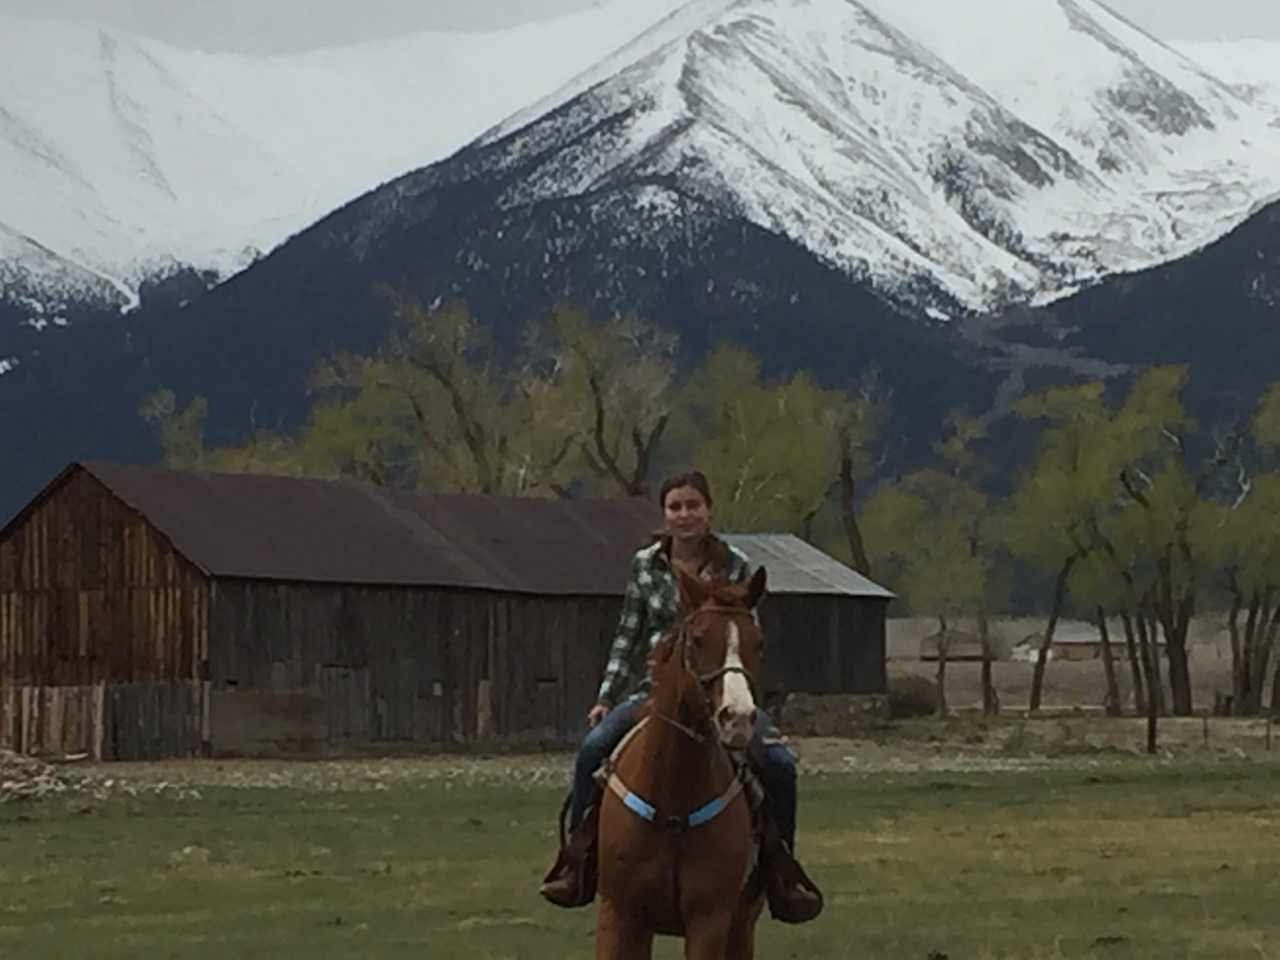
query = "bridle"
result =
(599, 602, 764, 834)
(652, 604, 760, 745)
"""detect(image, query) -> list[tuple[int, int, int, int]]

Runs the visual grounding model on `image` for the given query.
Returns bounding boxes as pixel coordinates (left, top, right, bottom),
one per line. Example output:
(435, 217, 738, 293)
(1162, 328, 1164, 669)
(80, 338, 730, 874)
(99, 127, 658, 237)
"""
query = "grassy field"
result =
(4, 726, 1280, 959)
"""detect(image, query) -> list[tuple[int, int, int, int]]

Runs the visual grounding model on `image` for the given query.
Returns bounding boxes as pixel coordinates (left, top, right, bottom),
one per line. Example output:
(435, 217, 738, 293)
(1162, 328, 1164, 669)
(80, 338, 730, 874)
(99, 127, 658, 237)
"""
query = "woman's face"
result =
(663, 484, 711, 541)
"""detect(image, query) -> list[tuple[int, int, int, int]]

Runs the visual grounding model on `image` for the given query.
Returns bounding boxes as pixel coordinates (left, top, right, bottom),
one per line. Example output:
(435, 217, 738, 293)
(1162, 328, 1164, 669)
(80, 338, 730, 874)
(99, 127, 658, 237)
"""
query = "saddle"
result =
(543, 722, 822, 922)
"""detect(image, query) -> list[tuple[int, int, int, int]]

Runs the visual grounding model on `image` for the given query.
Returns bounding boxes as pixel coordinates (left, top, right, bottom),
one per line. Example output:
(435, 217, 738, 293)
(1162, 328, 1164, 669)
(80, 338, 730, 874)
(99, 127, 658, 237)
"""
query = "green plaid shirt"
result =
(596, 534, 751, 707)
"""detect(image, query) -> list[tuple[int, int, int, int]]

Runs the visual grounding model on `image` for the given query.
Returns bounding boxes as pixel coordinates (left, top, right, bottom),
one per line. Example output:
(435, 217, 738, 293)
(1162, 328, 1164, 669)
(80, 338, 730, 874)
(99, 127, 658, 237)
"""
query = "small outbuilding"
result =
(918, 628, 988, 662)
(1013, 621, 1161, 663)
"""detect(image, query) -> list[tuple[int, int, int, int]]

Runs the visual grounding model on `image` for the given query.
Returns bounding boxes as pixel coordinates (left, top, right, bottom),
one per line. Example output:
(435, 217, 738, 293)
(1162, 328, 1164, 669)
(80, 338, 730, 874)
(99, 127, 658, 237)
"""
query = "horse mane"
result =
(700, 576, 751, 610)
(647, 577, 751, 676)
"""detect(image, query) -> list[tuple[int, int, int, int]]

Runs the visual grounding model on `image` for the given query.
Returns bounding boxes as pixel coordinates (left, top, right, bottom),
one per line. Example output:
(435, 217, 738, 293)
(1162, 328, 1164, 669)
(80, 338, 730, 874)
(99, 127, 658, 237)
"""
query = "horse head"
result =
(656, 565, 768, 750)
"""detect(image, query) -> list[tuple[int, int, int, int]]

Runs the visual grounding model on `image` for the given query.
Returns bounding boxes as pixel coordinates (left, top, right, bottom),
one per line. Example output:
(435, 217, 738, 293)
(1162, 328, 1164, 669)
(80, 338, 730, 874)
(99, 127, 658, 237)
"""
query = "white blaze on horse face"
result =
(717, 620, 756, 749)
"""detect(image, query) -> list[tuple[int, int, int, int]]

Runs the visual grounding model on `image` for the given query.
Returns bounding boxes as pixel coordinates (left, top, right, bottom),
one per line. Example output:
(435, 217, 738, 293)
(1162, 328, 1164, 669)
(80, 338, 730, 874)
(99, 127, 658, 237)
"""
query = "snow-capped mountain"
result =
(0, 0, 688, 308)
(5, 1, 1280, 523)
(475, 0, 1280, 312)
(5, 0, 1280, 318)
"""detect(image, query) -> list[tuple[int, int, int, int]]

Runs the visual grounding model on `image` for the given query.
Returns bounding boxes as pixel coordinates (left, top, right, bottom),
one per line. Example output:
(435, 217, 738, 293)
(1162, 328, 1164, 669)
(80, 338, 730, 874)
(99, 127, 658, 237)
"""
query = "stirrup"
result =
(539, 794, 598, 908)
(540, 850, 594, 908)
(766, 851, 824, 924)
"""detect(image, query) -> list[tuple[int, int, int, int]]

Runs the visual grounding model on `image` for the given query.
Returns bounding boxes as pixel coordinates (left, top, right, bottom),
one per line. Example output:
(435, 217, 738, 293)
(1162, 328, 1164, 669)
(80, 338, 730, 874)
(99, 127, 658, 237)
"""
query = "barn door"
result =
(320, 666, 370, 744)
(371, 658, 416, 741)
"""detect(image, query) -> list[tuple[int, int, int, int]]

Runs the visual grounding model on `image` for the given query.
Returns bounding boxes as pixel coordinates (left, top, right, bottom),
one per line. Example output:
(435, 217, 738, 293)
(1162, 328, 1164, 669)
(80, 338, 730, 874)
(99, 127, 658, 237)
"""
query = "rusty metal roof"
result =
(5, 462, 895, 600)
(74, 462, 661, 595)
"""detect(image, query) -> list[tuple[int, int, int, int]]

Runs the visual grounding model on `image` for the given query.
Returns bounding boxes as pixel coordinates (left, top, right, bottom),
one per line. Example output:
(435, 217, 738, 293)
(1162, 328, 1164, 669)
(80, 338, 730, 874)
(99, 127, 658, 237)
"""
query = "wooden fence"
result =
(0, 681, 208, 760)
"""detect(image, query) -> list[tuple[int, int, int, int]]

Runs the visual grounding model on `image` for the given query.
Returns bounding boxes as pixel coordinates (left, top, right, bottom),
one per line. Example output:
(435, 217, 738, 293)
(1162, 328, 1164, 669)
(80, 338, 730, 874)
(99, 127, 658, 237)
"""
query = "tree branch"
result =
(586, 370, 632, 494)
(408, 354, 494, 491)
(397, 386, 462, 474)
(1119, 469, 1152, 508)
(839, 426, 872, 575)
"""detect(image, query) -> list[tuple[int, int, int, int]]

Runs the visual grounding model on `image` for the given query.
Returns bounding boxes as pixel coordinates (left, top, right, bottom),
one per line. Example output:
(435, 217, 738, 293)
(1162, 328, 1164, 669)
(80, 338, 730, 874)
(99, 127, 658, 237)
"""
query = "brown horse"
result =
(593, 566, 769, 959)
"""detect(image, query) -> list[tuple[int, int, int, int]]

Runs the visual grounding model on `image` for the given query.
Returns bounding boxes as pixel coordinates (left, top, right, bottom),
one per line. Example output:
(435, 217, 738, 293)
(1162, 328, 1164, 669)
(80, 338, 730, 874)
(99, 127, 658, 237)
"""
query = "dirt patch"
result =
(775, 693, 890, 735)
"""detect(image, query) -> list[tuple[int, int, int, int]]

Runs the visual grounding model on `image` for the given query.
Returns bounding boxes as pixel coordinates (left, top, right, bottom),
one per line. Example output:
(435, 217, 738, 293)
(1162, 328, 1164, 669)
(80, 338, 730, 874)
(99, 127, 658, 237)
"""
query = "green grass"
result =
(3, 761, 1280, 958)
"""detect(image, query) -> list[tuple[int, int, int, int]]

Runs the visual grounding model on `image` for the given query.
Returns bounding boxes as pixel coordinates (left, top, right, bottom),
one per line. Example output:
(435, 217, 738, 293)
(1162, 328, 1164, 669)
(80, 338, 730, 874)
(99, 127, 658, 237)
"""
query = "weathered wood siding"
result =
(207, 579, 622, 755)
(0, 466, 889, 760)
(0, 469, 209, 757)
(757, 595, 888, 697)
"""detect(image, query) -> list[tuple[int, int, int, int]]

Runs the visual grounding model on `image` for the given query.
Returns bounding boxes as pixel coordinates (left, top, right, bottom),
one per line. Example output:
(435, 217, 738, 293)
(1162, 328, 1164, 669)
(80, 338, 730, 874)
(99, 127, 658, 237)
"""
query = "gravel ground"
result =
(6, 714, 1276, 800)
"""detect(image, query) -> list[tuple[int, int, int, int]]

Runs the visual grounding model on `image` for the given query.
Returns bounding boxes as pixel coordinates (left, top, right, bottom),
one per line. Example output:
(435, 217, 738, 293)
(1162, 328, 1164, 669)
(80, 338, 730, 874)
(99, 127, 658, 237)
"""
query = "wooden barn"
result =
(0, 462, 892, 760)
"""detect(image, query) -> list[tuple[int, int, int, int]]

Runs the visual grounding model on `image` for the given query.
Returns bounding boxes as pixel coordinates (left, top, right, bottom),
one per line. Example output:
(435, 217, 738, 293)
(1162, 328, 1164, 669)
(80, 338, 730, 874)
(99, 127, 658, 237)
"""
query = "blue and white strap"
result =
(605, 767, 744, 831)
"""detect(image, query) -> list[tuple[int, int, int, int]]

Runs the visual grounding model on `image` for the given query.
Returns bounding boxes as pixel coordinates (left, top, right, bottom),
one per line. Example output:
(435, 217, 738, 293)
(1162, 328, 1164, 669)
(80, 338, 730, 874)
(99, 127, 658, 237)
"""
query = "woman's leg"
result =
(747, 708, 822, 924)
(748, 708, 797, 845)
(542, 695, 646, 908)
(569, 695, 643, 829)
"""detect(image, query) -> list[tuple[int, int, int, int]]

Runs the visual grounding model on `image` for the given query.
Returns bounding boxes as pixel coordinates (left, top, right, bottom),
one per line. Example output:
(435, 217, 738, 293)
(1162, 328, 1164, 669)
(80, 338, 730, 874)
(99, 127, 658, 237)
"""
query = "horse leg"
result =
(682, 910, 734, 960)
(596, 897, 654, 960)
(725, 907, 762, 960)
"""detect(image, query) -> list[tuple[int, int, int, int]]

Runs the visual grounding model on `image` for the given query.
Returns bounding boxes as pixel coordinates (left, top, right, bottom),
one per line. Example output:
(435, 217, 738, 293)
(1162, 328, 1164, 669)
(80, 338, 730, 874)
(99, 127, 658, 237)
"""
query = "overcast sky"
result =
(1, 0, 1277, 51)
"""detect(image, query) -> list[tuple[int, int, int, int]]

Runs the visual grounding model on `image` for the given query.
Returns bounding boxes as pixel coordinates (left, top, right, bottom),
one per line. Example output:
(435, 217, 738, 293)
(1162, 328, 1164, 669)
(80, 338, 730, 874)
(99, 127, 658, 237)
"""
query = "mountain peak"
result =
(474, 0, 1280, 311)
(2, 0, 1278, 315)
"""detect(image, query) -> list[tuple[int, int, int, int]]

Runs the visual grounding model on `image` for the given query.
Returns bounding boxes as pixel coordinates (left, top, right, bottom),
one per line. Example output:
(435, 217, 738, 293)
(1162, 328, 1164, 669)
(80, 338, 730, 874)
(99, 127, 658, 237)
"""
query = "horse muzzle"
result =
(716, 705, 757, 749)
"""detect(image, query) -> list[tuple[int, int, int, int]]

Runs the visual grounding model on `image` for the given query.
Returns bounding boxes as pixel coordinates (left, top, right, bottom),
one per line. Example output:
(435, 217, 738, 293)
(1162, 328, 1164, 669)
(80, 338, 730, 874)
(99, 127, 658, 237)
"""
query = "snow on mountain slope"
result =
(1177, 40, 1280, 115)
(150, 0, 691, 219)
(4, 0, 1280, 316)
(0, 222, 129, 312)
(483, 0, 1280, 311)
(0, 0, 688, 307)
(0, 16, 293, 300)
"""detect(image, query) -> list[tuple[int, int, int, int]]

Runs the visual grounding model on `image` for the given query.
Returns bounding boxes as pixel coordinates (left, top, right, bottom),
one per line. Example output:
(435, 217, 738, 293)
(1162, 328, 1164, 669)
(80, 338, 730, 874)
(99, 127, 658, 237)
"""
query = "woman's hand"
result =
(587, 703, 610, 727)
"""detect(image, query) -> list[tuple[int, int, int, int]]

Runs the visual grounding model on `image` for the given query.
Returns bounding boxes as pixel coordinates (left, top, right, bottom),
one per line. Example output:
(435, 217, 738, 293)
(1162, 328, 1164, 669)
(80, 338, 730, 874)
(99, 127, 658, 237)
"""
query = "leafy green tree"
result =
(138, 389, 209, 468)
(1106, 368, 1231, 716)
(934, 409, 1003, 714)
(863, 467, 991, 716)
(1212, 386, 1280, 714)
(306, 294, 575, 495)
(1066, 555, 1131, 715)
(1003, 381, 1111, 712)
(674, 346, 882, 556)
(530, 304, 678, 497)
(1007, 368, 1227, 718)
(1256, 384, 1280, 449)
(677, 346, 835, 532)
(1215, 487, 1280, 713)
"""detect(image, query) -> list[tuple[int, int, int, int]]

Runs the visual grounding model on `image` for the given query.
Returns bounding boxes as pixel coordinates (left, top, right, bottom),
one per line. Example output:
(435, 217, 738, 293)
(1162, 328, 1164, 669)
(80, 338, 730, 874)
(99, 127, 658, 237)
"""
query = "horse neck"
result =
(631, 666, 721, 812)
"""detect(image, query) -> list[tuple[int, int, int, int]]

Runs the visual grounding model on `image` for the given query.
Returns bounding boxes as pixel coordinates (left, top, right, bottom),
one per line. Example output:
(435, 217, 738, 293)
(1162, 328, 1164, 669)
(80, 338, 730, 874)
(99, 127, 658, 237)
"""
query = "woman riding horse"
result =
(540, 471, 822, 924)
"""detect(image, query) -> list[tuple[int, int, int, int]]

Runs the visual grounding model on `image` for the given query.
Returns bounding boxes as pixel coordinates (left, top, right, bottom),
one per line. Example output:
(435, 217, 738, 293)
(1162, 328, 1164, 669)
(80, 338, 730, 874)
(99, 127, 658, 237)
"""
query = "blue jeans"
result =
(568, 693, 799, 847)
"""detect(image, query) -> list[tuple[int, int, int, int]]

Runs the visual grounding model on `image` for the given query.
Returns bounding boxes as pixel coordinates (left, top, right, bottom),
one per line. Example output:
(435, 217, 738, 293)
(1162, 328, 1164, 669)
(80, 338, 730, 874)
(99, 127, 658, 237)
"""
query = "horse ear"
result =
(676, 565, 709, 612)
(746, 566, 767, 609)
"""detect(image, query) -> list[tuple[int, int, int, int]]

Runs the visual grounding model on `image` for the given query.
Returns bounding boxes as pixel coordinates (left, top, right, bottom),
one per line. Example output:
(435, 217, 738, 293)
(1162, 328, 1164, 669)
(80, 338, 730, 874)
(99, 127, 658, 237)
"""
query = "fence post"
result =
(91, 682, 105, 762)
